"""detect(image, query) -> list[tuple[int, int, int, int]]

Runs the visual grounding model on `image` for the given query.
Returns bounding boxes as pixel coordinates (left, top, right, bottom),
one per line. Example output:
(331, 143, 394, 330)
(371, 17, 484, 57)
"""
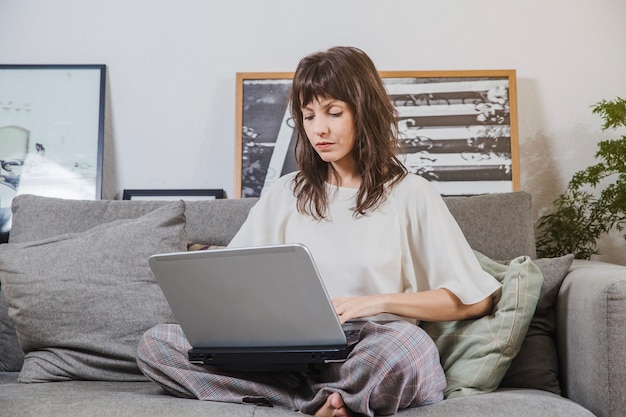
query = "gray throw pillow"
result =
(499, 254, 575, 394)
(0, 201, 187, 382)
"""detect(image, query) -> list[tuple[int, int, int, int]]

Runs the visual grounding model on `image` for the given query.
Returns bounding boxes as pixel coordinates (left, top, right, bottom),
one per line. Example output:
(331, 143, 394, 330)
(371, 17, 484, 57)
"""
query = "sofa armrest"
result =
(556, 260, 626, 417)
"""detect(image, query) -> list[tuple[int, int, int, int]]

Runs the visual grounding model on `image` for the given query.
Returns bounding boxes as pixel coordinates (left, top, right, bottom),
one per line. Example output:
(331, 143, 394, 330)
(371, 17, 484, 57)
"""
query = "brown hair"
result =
(290, 46, 407, 219)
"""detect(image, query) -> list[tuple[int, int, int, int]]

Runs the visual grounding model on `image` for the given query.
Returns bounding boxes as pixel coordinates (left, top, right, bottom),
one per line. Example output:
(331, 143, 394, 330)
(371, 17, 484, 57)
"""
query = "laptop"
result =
(148, 243, 365, 372)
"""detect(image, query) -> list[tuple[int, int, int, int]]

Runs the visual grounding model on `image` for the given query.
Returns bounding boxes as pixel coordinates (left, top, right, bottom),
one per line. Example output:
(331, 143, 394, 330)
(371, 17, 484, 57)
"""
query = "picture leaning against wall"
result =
(234, 70, 519, 198)
(0, 65, 106, 241)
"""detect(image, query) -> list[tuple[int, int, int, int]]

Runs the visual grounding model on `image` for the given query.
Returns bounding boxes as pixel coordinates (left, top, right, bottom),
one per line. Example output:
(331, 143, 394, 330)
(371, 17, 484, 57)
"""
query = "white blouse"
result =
(228, 172, 501, 321)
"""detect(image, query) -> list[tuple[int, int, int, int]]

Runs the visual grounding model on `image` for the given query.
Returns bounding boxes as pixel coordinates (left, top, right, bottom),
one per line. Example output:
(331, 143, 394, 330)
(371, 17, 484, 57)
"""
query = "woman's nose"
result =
(312, 117, 329, 136)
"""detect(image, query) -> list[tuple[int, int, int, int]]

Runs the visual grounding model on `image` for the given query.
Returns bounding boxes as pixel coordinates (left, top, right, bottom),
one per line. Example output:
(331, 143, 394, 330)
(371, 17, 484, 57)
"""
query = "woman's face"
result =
(301, 97, 357, 171)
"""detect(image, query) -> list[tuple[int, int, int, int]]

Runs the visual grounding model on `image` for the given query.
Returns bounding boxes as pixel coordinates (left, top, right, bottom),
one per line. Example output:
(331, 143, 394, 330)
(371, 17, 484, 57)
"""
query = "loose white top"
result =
(229, 172, 501, 320)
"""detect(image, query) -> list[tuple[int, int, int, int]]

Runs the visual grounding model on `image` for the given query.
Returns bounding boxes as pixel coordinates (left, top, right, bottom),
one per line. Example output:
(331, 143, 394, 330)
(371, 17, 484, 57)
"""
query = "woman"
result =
(137, 46, 501, 417)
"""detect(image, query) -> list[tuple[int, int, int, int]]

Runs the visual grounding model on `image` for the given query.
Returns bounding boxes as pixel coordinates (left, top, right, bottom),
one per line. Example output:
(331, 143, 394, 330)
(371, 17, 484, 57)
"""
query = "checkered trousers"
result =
(136, 321, 445, 416)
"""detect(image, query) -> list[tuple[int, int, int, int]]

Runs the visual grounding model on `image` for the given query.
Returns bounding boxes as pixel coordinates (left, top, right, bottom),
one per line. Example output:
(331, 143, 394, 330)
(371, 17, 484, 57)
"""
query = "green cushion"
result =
(421, 251, 543, 398)
(0, 201, 187, 382)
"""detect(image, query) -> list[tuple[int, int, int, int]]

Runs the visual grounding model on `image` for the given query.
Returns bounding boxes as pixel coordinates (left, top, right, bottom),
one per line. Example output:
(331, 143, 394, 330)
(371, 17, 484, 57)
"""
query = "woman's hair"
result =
(290, 46, 407, 219)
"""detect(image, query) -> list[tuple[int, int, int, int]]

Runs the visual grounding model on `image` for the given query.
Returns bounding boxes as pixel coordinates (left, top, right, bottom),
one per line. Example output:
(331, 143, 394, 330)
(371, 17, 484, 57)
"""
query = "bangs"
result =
(294, 64, 351, 108)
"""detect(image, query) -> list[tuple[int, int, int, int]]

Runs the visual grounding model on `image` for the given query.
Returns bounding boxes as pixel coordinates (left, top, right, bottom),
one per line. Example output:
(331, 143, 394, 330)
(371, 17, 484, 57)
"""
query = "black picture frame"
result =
(0, 64, 106, 240)
(234, 70, 519, 198)
(122, 189, 226, 201)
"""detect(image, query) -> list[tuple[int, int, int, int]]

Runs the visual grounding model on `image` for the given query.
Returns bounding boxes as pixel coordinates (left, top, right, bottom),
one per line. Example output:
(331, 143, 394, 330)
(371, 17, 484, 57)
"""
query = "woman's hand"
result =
(332, 295, 385, 323)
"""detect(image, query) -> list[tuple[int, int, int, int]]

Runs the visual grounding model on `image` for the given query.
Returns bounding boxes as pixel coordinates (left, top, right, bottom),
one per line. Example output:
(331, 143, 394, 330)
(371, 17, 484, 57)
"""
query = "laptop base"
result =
(188, 343, 357, 373)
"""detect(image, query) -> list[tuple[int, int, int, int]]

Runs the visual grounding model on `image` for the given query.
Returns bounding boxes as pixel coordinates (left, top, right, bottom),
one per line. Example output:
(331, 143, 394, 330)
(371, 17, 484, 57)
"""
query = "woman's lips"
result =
(315, 141, 333, 150)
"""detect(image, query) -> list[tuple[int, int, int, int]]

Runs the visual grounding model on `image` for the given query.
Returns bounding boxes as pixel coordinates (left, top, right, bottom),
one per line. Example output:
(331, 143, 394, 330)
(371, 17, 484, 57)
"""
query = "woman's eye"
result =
(303, 115, 314, 121)
(329, 111, 343, 118)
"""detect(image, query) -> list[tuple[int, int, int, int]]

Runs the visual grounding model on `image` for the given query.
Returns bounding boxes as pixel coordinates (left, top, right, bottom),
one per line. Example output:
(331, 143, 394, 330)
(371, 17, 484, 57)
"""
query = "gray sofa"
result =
(0, 191, 624, 417)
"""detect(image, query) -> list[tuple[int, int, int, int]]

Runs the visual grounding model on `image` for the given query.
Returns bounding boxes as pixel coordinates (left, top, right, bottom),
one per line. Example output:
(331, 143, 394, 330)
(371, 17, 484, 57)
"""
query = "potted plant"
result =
(536, 97, 626, 259)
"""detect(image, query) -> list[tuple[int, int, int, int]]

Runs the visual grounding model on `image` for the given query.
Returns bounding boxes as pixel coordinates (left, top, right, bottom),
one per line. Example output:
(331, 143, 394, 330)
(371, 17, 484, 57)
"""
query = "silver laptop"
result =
(148, 243, 364, 372)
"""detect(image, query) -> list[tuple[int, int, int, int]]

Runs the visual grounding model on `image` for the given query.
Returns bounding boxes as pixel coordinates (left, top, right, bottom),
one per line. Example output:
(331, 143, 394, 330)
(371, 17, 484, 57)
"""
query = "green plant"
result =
(536, 97, 626, 259)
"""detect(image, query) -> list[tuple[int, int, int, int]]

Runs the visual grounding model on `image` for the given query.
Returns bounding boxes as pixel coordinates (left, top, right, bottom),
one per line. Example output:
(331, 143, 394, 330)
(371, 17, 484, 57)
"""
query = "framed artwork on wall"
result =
(122, 189, 226, 201)
(0, 64, 106, 241)
(234, 70, 519, 198)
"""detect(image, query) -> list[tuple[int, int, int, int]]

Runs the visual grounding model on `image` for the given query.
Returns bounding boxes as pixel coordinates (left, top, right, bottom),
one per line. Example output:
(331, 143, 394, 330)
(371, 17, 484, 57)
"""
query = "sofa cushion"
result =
(0, 381, 596, 417)
(500, 254, 575, 394)
(0, 194, 258, 372)
(8, 195, 180, 244)
(9, 192, 533, 257)
(420, 251, 543, 398)
(0, 201, 187, 382)
(0, 196, 171, 374)
(443, 191, 536, 260)
(8, 194, 259, 246)
(183, 198, 258, 246)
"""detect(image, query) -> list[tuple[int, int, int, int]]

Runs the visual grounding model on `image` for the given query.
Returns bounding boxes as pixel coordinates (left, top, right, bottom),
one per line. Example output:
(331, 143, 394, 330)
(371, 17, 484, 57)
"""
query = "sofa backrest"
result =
(8, 195, 259, 247)
(9, 191, 535, 260)
(444, 191, 536, 259)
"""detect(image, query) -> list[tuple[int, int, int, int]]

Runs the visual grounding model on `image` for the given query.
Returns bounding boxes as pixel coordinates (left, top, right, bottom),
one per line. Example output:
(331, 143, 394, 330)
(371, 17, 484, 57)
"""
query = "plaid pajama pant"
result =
(136, 321, 445, 416)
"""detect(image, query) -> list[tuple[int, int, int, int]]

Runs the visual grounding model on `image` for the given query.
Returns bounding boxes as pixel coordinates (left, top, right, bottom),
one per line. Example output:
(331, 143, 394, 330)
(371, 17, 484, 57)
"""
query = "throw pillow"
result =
(499, 254, 575, 394)
(0, 201, 187, 382)
(420, 251, 543, 399)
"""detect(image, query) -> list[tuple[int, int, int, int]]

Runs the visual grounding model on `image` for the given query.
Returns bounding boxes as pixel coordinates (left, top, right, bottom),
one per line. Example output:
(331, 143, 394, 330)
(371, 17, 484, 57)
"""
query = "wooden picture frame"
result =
(234, 70, 519, 198)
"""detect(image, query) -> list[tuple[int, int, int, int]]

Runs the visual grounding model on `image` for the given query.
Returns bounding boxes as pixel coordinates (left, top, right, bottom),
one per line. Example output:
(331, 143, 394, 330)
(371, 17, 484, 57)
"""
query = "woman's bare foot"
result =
(313, 392, 353, 417)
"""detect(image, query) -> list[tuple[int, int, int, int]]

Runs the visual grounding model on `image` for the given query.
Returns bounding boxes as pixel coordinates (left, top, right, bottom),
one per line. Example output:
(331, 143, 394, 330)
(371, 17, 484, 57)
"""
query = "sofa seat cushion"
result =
(0, 379, 594, 417)
(0, 380, 259, 417)
(395, 389, 595, 417)
(0, 202, 187, 382)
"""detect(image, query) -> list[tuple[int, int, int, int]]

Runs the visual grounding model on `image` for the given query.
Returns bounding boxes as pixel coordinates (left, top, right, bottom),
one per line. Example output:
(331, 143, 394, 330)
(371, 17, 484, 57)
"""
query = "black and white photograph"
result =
(0, 65, 106, 239)
(234, 70, 519, 198)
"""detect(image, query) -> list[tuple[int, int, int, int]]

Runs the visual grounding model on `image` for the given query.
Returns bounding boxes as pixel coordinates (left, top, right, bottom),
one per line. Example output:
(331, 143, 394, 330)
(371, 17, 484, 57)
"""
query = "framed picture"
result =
(234, 70, 519, 198)
(0, 64, 106, 240)
(122, 189, 226, 201)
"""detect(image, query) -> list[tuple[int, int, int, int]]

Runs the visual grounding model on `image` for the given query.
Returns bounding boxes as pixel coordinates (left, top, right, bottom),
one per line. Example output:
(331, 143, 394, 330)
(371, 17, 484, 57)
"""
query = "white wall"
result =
(1, 0, 626, 262)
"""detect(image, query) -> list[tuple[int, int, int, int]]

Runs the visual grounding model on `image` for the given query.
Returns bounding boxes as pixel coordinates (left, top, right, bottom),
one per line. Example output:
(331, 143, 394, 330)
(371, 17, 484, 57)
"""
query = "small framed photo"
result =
(122, 189, 226, 201)
(234, 70, 519, 198)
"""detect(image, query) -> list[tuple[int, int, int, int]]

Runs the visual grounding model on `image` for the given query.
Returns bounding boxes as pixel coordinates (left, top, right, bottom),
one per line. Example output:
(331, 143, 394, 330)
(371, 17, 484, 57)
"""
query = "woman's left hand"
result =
(332, 295, 385, 323)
